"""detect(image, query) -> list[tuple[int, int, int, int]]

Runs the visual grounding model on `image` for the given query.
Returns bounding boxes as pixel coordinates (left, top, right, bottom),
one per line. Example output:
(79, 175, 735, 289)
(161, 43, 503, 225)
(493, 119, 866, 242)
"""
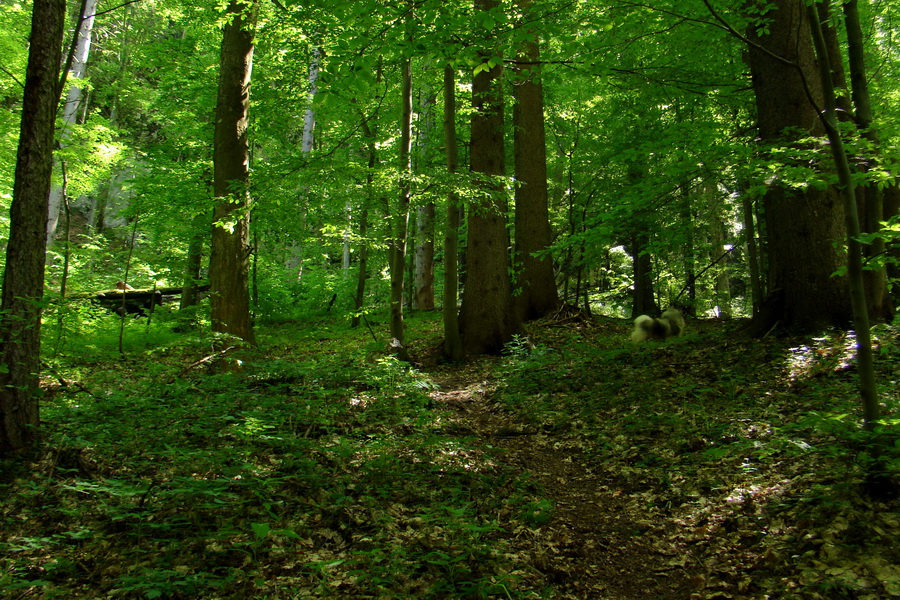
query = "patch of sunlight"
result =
(786, 331, 858, 380)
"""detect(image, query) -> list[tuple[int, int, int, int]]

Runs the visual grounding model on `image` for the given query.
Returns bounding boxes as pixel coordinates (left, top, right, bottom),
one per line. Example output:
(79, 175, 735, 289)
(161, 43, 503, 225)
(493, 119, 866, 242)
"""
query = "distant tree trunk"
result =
(0, 0, 65, 455)
(352, 113, 379, 329)
(706, 187, 731, 318)
(388, 57, 413, 361)
(209, 0, 257, 345)
(180, 212, 207, 309)
(351, 205, 370, 326)
(414, 83, 436, 310)
(512, 0, 559, 322)
(742, 195, 763, 315)
(414, 203, 435, 309)
(442, 65, 463, 361)
(47, 0, 98, 247)
(743, 0, 850, 334)
(679, 182, 696, 311)
(459, 0, 517, 355)
(630, 233, 656, 318)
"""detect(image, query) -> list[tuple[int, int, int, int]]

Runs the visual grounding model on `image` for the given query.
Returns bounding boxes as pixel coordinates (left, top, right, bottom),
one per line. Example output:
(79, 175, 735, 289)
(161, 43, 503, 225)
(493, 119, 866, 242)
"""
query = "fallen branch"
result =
(174, 345, 238, 379)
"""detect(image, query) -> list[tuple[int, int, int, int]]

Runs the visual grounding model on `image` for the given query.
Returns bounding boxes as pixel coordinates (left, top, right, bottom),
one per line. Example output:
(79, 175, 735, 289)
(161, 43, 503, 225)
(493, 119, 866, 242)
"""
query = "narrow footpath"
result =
(428, 363, 699, 600)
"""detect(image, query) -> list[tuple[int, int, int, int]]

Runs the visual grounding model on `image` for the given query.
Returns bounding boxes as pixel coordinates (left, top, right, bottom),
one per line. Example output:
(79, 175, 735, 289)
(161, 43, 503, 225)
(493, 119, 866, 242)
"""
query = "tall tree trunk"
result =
(743, 0, 850, 334)
(352, 112, 379, 329)
(679, 182, 697, 312)
(414, 82, 436, 310)
(843, 0, 893, 321)
(209, 0, 257, 345)
(47, 0, 98, 247)
(806, 3, 877, 428)
(742, 195, 763, 315)
(0, 0, 66, 455)
(459, 0, 517, 355)
(442, 65, 463, 361)
(389, 57, 413, 361)
(512, 0, 559, 322)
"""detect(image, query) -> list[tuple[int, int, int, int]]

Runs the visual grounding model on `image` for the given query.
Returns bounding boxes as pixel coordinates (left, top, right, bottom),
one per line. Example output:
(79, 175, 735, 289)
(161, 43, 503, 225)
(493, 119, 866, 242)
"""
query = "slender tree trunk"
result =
(47, 0, 98, 247)
(352, 114, 379, 329)
(459, 0, 517, 355)
(389, 57, 413, 361)
(843, 0, 893, 321)
(679, 183, 696, 311)
(512, 0, 559, 322)
(0, 0, 66, 454)
(742, 195, 763, 315)
(806, 4, 877, 428)
(285, 47, 319, 279)
(414, 83, 436, 310)
(209, 0, 257, 345)
(442, 65, 464, 361)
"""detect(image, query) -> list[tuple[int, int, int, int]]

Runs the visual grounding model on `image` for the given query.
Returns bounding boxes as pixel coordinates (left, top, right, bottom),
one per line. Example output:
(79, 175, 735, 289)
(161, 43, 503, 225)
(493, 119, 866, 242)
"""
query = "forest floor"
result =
(1, 308, 899, 599)
(428, 361, 698, 599)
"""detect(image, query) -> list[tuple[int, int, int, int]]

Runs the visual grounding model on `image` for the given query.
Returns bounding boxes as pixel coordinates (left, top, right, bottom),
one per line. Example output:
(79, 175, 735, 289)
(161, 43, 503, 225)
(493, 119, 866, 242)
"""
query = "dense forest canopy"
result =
(0, 0, 893, 322)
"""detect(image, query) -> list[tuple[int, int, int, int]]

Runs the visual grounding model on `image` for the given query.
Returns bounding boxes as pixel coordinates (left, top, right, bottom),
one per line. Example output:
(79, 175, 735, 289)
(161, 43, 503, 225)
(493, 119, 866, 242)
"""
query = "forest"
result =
(1, 0, 899, 598)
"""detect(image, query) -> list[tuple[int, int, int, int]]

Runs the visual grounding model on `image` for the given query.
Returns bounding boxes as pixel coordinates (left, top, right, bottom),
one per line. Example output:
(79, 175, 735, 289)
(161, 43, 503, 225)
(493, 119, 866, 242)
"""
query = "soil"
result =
(429, 363, 700, 600)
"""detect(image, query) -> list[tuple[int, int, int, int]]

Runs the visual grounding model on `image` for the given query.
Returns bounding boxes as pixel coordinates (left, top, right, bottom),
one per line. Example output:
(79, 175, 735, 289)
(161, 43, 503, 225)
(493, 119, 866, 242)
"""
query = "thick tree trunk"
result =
(512, 0, 559, 322)
(459, 0, 517, 355)
(209, 0, 257, 345)
(0, 0, 65, 454)
(743, 0, 850, 334)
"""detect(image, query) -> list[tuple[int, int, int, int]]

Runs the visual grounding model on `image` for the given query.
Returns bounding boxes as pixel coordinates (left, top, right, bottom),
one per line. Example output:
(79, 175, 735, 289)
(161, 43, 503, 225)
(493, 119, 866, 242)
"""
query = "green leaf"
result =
(251, 522, 270, 539)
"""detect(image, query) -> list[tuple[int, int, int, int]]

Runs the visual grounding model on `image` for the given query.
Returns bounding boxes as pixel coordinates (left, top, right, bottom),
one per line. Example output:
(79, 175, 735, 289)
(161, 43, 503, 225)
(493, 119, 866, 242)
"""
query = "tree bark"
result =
(459, 0, 517, 355)
(806, 3, 877, 428)
(442, 65, 463, 361)
(414, 203, 435, 309)
(512, 0, 559, 322)
(388, 57, 413, 361)
(843, 0, 893, 321)
(742, 195, 763, 315)
(413, 83, 436, 310)
(630, 233, 656, 318)
(47, 0, 98, 247)
(0, 0, 66, 454)
(743, 0, 850, 334)
(210, 0, 257, 345)
(180, 212, 207, 309)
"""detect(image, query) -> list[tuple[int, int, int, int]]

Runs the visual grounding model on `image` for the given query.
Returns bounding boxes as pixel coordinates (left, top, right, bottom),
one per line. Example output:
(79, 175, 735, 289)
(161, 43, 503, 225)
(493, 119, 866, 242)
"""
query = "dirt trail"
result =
(429, 364, 698, 600)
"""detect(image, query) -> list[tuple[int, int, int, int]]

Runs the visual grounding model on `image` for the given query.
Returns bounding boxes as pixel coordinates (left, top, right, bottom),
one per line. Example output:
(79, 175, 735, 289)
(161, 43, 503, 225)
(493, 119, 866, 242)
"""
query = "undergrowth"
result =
(1, 314, 534, 599)
(1, 311, 898, 599)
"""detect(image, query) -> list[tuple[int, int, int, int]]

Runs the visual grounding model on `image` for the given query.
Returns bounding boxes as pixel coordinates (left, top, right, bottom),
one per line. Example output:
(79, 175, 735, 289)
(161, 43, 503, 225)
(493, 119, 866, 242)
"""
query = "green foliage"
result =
(3, 316, 541, 599)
